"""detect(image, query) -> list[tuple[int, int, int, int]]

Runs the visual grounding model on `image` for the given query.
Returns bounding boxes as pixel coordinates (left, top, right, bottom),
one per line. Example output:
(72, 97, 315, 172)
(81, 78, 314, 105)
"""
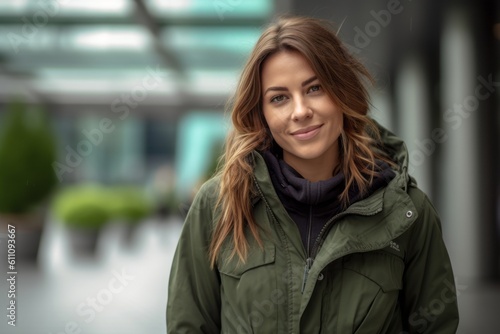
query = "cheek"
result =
(264, 112, 285, 134)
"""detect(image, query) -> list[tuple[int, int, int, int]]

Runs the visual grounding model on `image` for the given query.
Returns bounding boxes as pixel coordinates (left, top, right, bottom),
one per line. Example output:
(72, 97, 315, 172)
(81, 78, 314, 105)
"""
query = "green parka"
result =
(167, 125, 459, 333)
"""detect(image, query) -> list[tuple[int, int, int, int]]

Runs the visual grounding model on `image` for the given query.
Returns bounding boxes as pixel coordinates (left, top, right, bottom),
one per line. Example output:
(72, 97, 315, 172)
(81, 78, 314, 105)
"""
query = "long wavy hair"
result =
(209, 16, 391, 267)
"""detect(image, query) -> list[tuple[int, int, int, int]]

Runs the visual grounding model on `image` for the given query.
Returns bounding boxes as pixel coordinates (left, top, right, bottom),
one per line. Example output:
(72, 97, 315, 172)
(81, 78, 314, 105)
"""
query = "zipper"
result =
(301, 208, 343, 293)
(301, 257, 313, 293)
(301, 206, 313, 293)
(253, 174, 317, 294)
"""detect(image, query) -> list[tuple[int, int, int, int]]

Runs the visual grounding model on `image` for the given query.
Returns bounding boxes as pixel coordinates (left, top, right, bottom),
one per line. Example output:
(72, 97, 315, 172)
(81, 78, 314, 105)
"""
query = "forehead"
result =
(261, 50, 315, 86)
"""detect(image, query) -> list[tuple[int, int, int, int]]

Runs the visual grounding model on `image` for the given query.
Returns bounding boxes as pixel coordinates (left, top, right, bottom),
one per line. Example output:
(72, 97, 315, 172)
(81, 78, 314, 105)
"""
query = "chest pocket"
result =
(217, 244, 277, 303)
(217, 245, 278, 332)
(334, 251, 404, 334)
(342, 250, 404, 292)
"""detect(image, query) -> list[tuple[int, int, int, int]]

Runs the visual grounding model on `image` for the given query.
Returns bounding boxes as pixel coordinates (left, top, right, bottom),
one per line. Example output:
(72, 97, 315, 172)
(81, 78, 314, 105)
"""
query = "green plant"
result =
(0, 100, 57, 214)
(53, 185, 110, 229)
(108, 186, 152, 223)
(53, 184, 153, 229)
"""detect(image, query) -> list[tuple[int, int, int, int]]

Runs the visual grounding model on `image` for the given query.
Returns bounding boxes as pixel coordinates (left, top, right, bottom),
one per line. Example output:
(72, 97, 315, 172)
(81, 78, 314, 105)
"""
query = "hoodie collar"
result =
(262, 149, 347, 206)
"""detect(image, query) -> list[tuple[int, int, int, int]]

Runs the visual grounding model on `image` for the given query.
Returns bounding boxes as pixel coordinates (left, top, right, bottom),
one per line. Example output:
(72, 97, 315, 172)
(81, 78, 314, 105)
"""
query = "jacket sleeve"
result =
(402, 187, 459, 333)
(166, 181, 221, 333)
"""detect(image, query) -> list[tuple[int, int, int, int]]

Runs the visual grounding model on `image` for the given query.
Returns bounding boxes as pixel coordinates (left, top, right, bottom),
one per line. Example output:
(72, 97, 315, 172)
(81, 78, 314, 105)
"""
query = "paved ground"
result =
(0, 217, 182, 334)
(0, 216, 498, 333)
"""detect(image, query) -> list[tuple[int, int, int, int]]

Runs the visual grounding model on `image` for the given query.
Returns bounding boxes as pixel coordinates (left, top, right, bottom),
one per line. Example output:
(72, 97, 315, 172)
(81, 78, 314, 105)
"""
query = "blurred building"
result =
(0, 0, 271, 195)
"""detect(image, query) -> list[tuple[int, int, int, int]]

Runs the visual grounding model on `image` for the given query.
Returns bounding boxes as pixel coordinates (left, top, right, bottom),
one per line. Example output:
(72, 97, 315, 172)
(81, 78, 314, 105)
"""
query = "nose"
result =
(291, 98, 313, 121)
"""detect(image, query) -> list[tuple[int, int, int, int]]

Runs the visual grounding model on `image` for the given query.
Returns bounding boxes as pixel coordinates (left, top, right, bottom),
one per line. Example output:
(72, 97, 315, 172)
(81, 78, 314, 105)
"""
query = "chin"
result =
(288, 148, 328, 161)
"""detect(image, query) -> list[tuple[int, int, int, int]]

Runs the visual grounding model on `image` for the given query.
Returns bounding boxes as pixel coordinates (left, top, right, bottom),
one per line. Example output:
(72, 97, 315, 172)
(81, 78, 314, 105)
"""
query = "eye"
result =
(270, 95, 286, 103)
(308, 85, 321, 93)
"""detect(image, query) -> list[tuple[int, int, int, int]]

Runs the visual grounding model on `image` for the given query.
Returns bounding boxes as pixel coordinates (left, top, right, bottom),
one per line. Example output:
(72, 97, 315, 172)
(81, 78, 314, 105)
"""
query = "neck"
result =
(283, 146, 340, 182)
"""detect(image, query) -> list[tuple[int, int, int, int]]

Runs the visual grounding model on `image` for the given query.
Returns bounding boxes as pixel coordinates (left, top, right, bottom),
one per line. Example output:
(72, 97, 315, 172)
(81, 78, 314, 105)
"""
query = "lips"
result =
(290, 124, 323, 140)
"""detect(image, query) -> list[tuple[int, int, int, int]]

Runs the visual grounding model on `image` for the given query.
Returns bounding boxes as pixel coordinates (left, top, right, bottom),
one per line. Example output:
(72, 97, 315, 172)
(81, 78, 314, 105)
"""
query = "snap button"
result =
(318, 273, 324, 281)
(406, 210, 413, 218)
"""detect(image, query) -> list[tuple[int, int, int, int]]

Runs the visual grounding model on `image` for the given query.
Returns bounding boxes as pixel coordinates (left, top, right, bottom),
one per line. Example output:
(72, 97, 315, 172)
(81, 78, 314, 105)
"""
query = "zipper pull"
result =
(301, 257, 314, 294)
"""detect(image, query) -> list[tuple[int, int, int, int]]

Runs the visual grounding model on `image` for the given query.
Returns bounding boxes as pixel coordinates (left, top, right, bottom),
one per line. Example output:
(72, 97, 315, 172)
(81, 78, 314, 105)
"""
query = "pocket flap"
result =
(218, 245, 275, 278)
(343, 251, 404, 292)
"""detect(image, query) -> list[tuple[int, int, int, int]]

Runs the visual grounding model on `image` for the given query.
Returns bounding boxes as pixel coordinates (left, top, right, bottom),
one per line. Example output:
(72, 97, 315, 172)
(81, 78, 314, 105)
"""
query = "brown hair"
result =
(209, 16, 390, 267)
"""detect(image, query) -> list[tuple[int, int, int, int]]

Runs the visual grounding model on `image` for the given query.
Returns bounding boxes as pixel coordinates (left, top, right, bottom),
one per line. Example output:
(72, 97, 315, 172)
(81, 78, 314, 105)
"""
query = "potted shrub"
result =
(0, 100, 58, 263)
(52, 185, 110, 257)
(53, 184, 153, 256)
(107, 186, 152, 246)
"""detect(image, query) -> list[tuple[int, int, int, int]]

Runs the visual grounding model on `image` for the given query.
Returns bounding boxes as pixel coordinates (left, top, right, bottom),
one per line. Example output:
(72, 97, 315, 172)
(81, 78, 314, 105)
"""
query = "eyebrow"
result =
(263, 75, 318, 95)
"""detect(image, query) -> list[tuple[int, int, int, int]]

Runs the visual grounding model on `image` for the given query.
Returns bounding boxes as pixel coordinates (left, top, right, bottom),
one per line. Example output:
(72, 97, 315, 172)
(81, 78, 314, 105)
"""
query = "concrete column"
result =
(395, 55, 432, 196)
(439, 8, 480, 280)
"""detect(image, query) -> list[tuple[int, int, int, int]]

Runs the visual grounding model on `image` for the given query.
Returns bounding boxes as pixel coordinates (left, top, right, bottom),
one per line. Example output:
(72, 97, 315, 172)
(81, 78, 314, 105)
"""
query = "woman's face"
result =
(261, 50, 343, 174)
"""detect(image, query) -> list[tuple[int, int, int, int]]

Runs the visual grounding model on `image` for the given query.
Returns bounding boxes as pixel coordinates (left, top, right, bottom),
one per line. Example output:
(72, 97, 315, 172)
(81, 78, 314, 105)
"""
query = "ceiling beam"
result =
(132, 0, 184, 80)
(0, 65, 53, 105)
(0, 15, 267, 27)
(0, 49, 246, 72)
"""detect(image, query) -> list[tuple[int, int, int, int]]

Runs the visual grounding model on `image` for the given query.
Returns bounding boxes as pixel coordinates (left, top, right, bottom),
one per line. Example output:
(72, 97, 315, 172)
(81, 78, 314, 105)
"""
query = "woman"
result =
(167, 16, 459, 333)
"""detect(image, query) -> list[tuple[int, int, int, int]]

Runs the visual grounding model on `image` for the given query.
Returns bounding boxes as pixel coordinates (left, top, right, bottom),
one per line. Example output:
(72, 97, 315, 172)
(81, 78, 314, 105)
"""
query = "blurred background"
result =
(0, 0, 498, 333)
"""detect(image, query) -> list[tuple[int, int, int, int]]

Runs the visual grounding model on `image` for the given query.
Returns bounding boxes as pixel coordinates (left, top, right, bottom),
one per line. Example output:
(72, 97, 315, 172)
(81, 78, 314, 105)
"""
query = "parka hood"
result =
(373, 119, 414, 190)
